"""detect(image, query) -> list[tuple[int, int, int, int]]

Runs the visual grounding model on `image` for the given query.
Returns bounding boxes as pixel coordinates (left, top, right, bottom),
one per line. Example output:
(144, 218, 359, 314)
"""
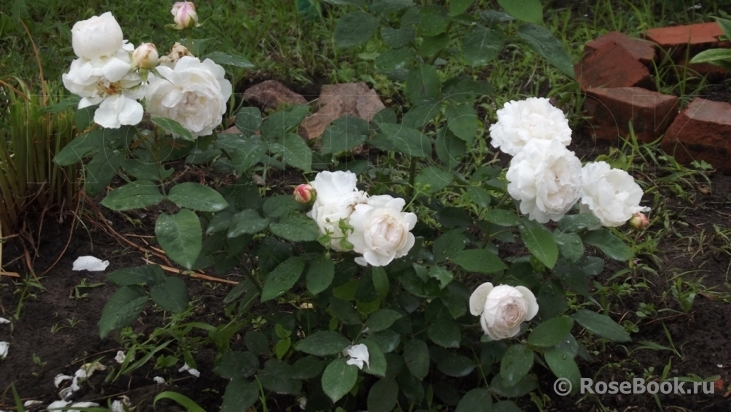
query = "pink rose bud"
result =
(629, 212, 649, 230)
(294, 184, 315, 204)
(132, 43, 159, 69)
(172, 1, 198, 29)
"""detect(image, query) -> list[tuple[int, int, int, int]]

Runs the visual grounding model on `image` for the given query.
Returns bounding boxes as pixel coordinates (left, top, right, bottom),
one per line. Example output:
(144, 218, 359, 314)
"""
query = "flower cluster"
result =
(62, 5, 231, 137)
(297, 171, 417, 267)
(490, 97, 650, 226)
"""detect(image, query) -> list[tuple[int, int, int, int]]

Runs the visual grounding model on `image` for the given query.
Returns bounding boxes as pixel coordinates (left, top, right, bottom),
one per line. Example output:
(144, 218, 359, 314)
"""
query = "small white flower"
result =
(489, 97, 572, 156)
(153, 376, 165, 384)
(72, 256, 110, 272)
(470, 282, 539, 340)
(178, 362, 200, 377)
(0, 342, 8, 359)
(0, 317, 10, 324)
(115, 350, 128, 364)
(580, 161, 650, 227)
(343, 344, 370, 370)
(54, 373, 73, 388)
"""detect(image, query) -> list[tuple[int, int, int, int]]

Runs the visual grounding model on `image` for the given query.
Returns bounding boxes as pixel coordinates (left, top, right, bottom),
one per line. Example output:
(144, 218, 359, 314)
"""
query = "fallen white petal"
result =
(68, 402, 100, 412)
(59, 386, 75, 400)
(0, 342, 8, 359)
(54, 373, 73, 388)
(344, 344, 369, 370)
(178, 362, 200, 377)
(23, 400, 42, 407)
(72, 256, 110, 272)
(110, 396, 132, 412)
(115, 350, 127, 364)
(70, 376, 81, 392)
(153, 376, 165, 384)
(47, 400, 70, 410)
(0, 317, 10, 324)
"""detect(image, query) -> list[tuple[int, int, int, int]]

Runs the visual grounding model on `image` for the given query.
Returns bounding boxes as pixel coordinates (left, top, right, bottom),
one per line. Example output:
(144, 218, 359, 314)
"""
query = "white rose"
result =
(489, 97, 572, 156)
(348, 195, 417, 267)
(145, 56, 232, 137)
(62, 42, 144, 128)
(506, 139, 582, 223)
(307, 171, 367, 251)
(580, 161, 650, 227)
(71, 12, 124, 60)
(469, 282, 538, 340)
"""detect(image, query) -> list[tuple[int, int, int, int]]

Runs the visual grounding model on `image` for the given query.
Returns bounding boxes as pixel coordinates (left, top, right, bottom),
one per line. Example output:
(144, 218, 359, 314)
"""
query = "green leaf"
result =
(269, 213, 320, 242)
(435, 349, 475, 377)
(490, 374, 538, 398)
(445, 103, 479, 143)
(527, 316, 574, 347)
(101, 180, 163, 211)
(306, 254, 335, 295)
(204, 51, 255, 68)
(557, 213, 601, 232)
(263, 195, 305, 218)
(689, 48, 731, 68)
(405, 64, 440, 105)
(419, 33, 450, 57)
(572, 310, 631, 342)
(552, 231, 584, 262)
(435, 128, 466, 170)
(273, 133, 312, 172)
(245, 331, 270, 355)
(493, 401, 522, 412)
(227, 209, 269, 238)
(375, 48, 415, 72)
(54, 129, 104, 166)
(216, 134, 267, 174)
(334, 11, 380, 48)
(155, 391, 206, 412)
(465, 187, 491, 209)
(291, 356, 326, 379)
(371, 123, 431, 158)
(151, 117, 194, 141)
(150, 276, 189, 313)
(366, 309, 403, 332)
(84, 148, 122, 196)
(360, 338, 387, 377)
(544, 347, 581, 395)
(98, 286, 148, 338)
(370, 0, 414, 15)
(155, 209, 202, 270)
(213, 351, 259, 379)
(403, 339, 430, 380)
(74, 105, 95, 130)
(582, 229, 633, 261)
(330, 296, 362, 325)
(220, 378, 259, 412)
(235, 107, 262, 136)
(498, 0, 542, 23)
(415, 166, 453, 193)
(449, 0, 473, 16)
(107, 265, 165, 286)
(372, 267, 389, 300)
(261, 257, 306, 301)
(368, 379, 399, 412)
(321, 358, 358, 403)
(455, 388, 492, 412)
(500, 344, 534, 386)
(401, 103, 440, 129)
(418, 5, 449, 36)
(168, 182, 229, 212)
(715, 17, 731, 39)
(537, 280, 568, 320)
(520, 219, 558, 269)
(433, 229, 468, 263)
(518, 23, 574, 78)
(462, 25, 505, 66)
(453, 249, 507, 273)
(260, 105, 310, 139)
(428, 266, 453, 289)
(381, 25, 416, 49)
(428, 317, 461, 348)
(259, 359, 301, 394)
(321, 115, 370, 154)
(295, 331, 351, 356)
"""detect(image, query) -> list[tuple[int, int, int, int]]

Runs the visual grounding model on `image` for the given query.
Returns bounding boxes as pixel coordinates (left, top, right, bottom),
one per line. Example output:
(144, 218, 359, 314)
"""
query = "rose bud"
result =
(629, 212, 649, 230)
(294, 184, 315, 204)
(171, 2, 198, 29)
(132, 43, 159, 69)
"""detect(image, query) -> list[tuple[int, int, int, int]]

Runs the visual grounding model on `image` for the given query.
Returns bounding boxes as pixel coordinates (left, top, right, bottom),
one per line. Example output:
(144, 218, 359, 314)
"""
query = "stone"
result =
(584, 31, 657, 65)
(299, 82, 386, 140)
(644, 22, 725, 49)
(243, 80, 308, 110)
(575, 41, 655, 91)
(662, 98, 731, 173)
(584, 87, 679, 143)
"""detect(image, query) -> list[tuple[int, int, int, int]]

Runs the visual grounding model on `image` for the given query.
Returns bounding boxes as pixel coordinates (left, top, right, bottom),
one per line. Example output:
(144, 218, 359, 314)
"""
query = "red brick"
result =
(645, 22, 725, 49)
(584, 87, 679, 143)
(662, 98, 731, 172)
(677, 55, 731, 82)
(575, 41, 655, 91)
(584, 31, 657, 66)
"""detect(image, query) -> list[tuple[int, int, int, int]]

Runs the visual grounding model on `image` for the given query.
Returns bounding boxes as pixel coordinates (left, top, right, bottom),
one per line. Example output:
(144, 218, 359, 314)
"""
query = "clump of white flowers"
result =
(469, 282, 539, 340)
(301, 171, 417, 267)
(62, 5, 230, 138)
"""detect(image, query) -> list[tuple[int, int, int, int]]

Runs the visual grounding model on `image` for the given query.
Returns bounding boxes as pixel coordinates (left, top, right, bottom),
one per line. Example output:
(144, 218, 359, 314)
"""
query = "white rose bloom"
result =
(62, 42, 144, 128)
(145, 56, 232, 137)
(580, 161, 650, 227)
(348, 195, 417, 267)
(506, 139, 582, 223)
(307, 171, 367, 251)
(71, 12, 124, 60)
(489, 97, 572, 156)
(469, 282, 538, 340)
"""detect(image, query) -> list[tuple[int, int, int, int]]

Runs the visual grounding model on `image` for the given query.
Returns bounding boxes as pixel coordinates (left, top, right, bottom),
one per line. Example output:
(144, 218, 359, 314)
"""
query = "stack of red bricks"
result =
(575, 23, 731, 172)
